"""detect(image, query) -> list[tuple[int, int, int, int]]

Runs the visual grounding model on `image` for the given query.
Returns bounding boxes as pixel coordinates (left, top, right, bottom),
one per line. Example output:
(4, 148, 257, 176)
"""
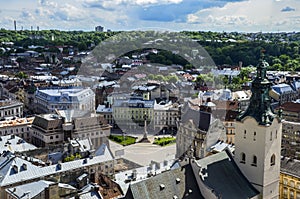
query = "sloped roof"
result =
(6, 180, 54, 198)
(125, 164, 204, 199)
(0, 135, 36, 154)
(0, 145, 113, 187)
(194, 151, 259, 199)
(277, 101, 300, 112)
(280, 157, 300, 178)
(181, 105, 214, 131)
(272, 84, 294, 95)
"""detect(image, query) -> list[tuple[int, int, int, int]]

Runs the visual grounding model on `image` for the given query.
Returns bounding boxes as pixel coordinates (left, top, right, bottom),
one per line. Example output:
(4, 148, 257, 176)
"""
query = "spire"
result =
(237, 57, 276, 125)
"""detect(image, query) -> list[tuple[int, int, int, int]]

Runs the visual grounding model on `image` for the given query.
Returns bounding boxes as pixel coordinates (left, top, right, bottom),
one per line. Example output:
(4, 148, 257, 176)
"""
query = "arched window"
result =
(271, 154, 276, 166)
(252, 155, 257, 166)
(244, 130, 246, 139)
(253, 132, 256, 141)
(240, 152, 246, 164)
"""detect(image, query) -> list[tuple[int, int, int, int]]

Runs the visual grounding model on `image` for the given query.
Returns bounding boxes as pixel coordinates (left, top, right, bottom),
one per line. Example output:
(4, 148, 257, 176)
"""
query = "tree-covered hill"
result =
(0, 29, 299, 71)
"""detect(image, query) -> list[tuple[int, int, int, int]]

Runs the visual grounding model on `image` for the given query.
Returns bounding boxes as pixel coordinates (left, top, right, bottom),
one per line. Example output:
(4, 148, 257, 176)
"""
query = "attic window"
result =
(159, 184, 165, 190)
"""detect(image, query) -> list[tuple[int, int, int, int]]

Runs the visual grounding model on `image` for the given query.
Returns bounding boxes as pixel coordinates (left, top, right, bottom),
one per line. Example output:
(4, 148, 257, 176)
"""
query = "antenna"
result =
(14, 20, 17, 31)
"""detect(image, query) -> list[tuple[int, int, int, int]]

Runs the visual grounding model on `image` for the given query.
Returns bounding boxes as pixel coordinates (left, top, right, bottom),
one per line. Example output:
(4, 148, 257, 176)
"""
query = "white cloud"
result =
(0, 0, 299, 31)
(186, 0, 300, 31)
(82, 0, 182, 8)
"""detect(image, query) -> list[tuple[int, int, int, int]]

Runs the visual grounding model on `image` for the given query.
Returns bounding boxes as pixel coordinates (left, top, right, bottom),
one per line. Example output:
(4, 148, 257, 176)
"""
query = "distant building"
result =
(95, 26, 104, 32)
(0, 135, 36, 154)
(270, 83, 298, 105)
(30, 110, 110, 148)
(274, 101, 300, 159)
(96, 105, 113, 125)
(0, 144, 114, 198)
(280, 158, 300, 199)
(176, 102, 226, 159)
(153, 101, 179, 134)
(34, 87, 95, 113)
(113, 97, 154, 133)
(0, 117, 34, 142)
(0, 99, 23, 118)
(275, 101, 300, 122)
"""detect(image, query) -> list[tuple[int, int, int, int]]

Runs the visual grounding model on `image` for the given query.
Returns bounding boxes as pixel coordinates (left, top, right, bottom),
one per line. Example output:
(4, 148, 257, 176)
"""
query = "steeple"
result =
(237, 58, 276, 125)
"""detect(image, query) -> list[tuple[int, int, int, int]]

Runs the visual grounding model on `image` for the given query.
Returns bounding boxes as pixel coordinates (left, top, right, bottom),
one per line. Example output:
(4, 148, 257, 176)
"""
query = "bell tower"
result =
(235, 58, 282, 199)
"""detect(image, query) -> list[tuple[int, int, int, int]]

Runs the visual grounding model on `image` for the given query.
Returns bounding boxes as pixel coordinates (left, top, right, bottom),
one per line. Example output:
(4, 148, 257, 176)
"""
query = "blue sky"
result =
(0, 0, 299, 32)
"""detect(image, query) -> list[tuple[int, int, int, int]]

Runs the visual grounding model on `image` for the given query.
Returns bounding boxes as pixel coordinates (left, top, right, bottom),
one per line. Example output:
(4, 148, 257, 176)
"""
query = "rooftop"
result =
(280, 157, 300, 178)
(0, 117, 34, 128)
(37, 87, 93, 97)
(194, 150, 259, 199)
(0, 144, 113, 187)
(0, 135, 36, 154)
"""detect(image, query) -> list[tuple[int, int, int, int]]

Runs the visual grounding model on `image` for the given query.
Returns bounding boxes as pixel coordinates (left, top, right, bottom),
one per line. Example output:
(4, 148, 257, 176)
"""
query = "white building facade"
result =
(34, 87, 95, 113)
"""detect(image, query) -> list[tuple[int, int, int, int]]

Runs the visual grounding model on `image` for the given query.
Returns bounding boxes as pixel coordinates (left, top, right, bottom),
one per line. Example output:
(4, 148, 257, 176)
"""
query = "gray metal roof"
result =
(6, 180, 54, 198)
(280, 157, 300, 178)
(195, 151, 259, 199)
(0, 135, 36, 154)
(0, 145, 113, 187)
(272, 83, 295, 95)
(211, 69, 240, 76)
(126, 163, 204, 199)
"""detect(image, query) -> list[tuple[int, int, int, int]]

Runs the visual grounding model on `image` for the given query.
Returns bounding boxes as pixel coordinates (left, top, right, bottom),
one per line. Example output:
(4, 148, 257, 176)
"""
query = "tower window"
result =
(275, 130, 278, 139)
(253, 132, 256, 141)
(270, 154, 276, 166)
(240, 153, 246, 164)
(252, 155, 257, 167)
(270, 131, 272, 141)
(244, 130, 246, 139)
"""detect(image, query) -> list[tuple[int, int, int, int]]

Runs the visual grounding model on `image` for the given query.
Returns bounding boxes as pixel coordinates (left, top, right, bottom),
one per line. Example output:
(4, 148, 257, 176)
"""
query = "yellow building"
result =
(280, 157, 300, 199)
(113, 98, 154, 133)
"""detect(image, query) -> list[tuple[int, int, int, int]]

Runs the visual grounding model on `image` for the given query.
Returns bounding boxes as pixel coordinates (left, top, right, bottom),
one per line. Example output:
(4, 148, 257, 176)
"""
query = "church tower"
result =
(235, 58, 282, 198)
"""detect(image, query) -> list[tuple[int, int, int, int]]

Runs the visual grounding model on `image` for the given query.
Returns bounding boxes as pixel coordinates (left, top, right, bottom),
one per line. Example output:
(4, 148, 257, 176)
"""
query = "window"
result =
(244, 130, 246, 139)
(270, 131, 272, 141)
(253, 132, 256, 141)
(240, 153, 246, 164)
(50, 136, 53, 140)
(270, 154, 275, 166)
(290, 181, 295, 188)
(252, 155, 257, 166)
(275, 130, 278, 139)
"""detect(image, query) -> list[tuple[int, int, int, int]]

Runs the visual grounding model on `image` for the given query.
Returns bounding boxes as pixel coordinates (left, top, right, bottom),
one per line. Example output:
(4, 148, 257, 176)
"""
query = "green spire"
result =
(237, 58, 276, 125)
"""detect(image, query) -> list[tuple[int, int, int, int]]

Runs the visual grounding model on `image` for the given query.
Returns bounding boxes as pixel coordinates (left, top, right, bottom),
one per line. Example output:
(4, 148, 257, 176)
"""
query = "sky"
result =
(0, 0, 299, 32)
